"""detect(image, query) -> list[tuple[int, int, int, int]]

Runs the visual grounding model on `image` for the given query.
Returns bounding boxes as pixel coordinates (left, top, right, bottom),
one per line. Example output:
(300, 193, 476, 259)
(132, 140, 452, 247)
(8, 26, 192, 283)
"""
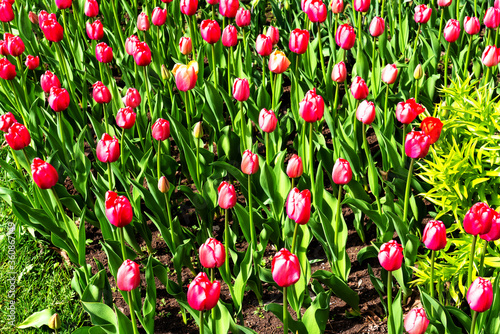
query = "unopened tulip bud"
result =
(404, 308, 429, 334)
(332, 61, 347, 82)
(161, 64, 169, 80)
(378, 240, 403, 271)
(158, 176, 170, 193)
(414, 64, 423, 79)
(422, 220, 447, 251)
(199, 238, 225, 268)
(272, 248, 301, 287)
(193, 121, 203, 138)
(369, 16, 385, 37)
(29, 11, 38, 25)
(287, 154, 303, 179)
(48, 313, 61, 330)
(467, 277, 493, 313)
(332, 158, 352, 185)
(381, 64, 398, 84)
(117, 259, 141, 291)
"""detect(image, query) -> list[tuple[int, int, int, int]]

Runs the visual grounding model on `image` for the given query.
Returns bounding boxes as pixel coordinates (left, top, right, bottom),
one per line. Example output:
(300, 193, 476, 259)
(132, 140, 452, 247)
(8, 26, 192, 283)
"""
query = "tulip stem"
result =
(283, 286, 288, 334)
(380, 0, 385, 16)
(401, 125, 406, 164)
(333, 83, 339, 121)
(157, 26, 161, 60)
(107, 162, 113, 191)
(429, 250, 436, 299)
(291, 178, 295, 190)
(291, 223, 299, 254)
(271, 73, 276, 110)
(184, 91, 193, 146)
(485, 67, 491, 86)
(8, 80, 27, 130)
(438, 10, 444, 49)
(334, 185, 343, 251)
(456, 0, 459, 19)
(371, 38, 377, 96)
(402, 158, 414, 224)
(103, 104, 109, 133)
(262, 56, 267, 87)
(58, 112, 69, 164)
(383, 84, 389, 125)
(387, 271, 393, 330)
(357, 12, 362, 54)
(240, 101, 247, 151)
(479, 240, 488, 277)
(212, 5, 215, 20)
(120, 128, 126, 175)
(224, 208, 230, 278)
(10, 148, 21, 172)
(127, 291, 140, 334)
(471, 310, 478, 334)
(248, 174, 256, 251)
(464, 35, 473, 77)
(317, 24, 326, 85)
(228, 47, 232, 94)
(211, 44, 217, 87)
(118, 227, 127, 260)
(51, 188, 78, 250)
(157, 140, 162, 181)
(362, 123, 380, 214)
(265, 132, 270, 165)
(443, 42, 451, 88)
(468, 235, 478, 288)
(412, 24, 421, 61)
(414, 78, 419, 103)
(199, 310, 205, 334)
(144, 66, 155, 120)
(111, 0, 126, 49)
(16, 56, 29, 105)
(309, 122, 315, 195)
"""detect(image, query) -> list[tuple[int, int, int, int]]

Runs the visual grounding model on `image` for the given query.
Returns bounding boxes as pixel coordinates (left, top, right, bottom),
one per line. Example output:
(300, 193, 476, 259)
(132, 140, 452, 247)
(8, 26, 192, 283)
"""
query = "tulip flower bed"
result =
(4, 0, 500, 333)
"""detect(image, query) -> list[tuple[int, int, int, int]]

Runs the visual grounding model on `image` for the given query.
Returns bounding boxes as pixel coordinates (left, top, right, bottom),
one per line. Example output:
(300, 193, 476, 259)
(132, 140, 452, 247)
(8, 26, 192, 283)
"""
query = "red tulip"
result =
(92, 81, 112, 104)
(381, 64, 398, 84)
(330, 0, 344, 13)
(378, 240, 403, 271)
(258, 108, 277, 133)
(420, 117, 443, 144)
(0, 57, 15, 80)
(219, 0, 239, 18)
(0, 0, 14, 22)
(336, 24, 355, 49)
(467, 277, 493, 313)
(369, 16, 385, 37)
(199, 238, 225, 268)
(48, 87, 70, 112)
(496, 0, 500, 9)
(356, 100, 376, 125)
(31, 158, 58, 189)
(222, 24, 238, 47)
(332, 158, 352, 185)
(29, 11, 38, 25)
(40, 70, 61, 93)
(86, 20, 104, 40)
(152, 7, 167, 26)
(235, 8, 251, 27)
(463, 202, 494, 236)
(484, 7, 500, 29)
(306, 0, 327, 23)
(405, 131, 431, 159)
(40, 18, 64, 43)
(152, 118, 170, 141)
(55, 0, 72, 9)
(5, 122, 30, 150)
(179, 36, 193, 55)
(96, 133, 120, 163)
(232, 78, 250, 101)
(414, 4, 432, 24)
(133, 42, 152, 66)
(464, 16, 480, 35)
(84, 0, 99, 17)
(38, 10, 56, 28)
(125, 35, 140, 56)
(137, 12, 150, 31)
(444, 19, 460, 43)
(255, 34, 273, 56)
(180, 0, 198, 16)
(271, 248, 301, 287)
(5, 34, 25, 57)
(200, 20, 221, 44)
(299, 88, 324, 123)
(289, 29, 310, 54)
(0, 112, 16, 132)
(173, 61, 198, 91)
(268, 50, 291, 74)
(332, 61, 347, 82)
(218, 181, 236, 209)
(422, 220, 447, 251)
(437, 0, 452, 6)
(95, 42, 113, 63)
(353, 0, 370, 12)
(395, 98, 425, 124)
(117, 260, 140, 291)
(350, 76, 369, 100)
(480, 211, 500, 241)
(105, 190, 133, 228)
(241, 150, 259, 175)
(207, 0, 219, 5)
(482, 45, 500, 67)
(124, 87, 141, 109)
(404, 308, 429, 334)
(116, 107, 136, 129)
(287, 154, 303, 179)
(266, 26, 279, 45)
(187, 272, 220, 311)
(286, 187, 311, 225)
(0, 40, 8, 56)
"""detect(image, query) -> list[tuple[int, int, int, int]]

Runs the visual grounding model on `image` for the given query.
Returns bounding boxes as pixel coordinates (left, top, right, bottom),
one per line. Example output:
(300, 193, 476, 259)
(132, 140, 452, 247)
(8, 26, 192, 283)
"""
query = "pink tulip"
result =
(124, 88, 141, 109)
(422, 220, 447, 251)
(125, 35, 140, 56)
(31, 158, 58, 189)
(96, 133, 120, 163)
(222, 24, 238, 47)
(306, 0, 327, 23)
(232, 78, 250, 101)
(117, 260, 140, 291)
(199, 238, 225, 268)
(378, 240, 403, 271)
(241, 150, 259, 175)
(437, 0, 452, 7)
(286, 187, 311, 225)
(414, 4, 432, 24)
(332, 61, 347, 82)
(467, 277, 493, 313)
(92, 81, 112, 104)
(464, 16, 480, 35)
(172, 61, 198, 91)
(218, 181, 236, 209)
(271, 248, 301, 287)
(48, 87, 70, 112)
(152, 7, 167, 26)
(405, 131, 431, 159)
(179, 36, 193, 55)
(151, 118, 171, 141)
(40, 70, 61, 93)
(187, 272, 220, 311)
(0, 112, 16, 132)
(332, 158, 352, 185)
(289, 29, 310, 54)
(219, 0, 239, 18)
(180, 0, 198, 16)
(463, 202, 494, 236)
(116, 107, 136, 129)
(299, 88, 325, 123)
(268, 50, 291, 74)
(25, 55, 40, 70)
(105, 190, 133, 228)
(5, 122, 30, 150)
(404, 308, 429, 334)
(200, 19, 221, 44)
(330, 0, 344, 13)
(287, 154, 303, 179)
(335, 24, 355, 50)
(86, 20, 104, 40)
(356, 100, 376, 125)
(350, 76, 369, 100)
(255, 34, 273, 56)
(381, 64, 398, 84)
(266, 26, 279, 45)
(482, 46, 500, 67)
(484, 7, 500, 29)
(258, 108, 277, 133)
(353, 0, 370, 12)
(443, 19, 460, 43)
(480, 211, 500, 241)
(235, 8, 251, 27)
(369, 16, 385, 37)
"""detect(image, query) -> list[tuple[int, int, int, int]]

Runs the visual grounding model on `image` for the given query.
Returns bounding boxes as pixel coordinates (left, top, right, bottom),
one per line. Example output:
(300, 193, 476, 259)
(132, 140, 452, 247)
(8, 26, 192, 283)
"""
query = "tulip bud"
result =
(24, 55, 39, 71)
(179, 36, 193, 55)
(480, 211, 500, 241)
(5, 34, 25, 57)
(255, 34, 273, 56)
(199, 238, 225, 268)
(40, 18, 64, 43)
(124, 87, 141, 109)
(172, 61, 198, 91)
(0, 0, 14, 22)
(331, 61, 347, 82)
(332, 158, 352, 185)
(133, 42, 152, 66)
(437, 0, 452, 7)
(105, 190, 133, 227)
(48, 313, 61, 330)
(187, 273, 221, 312)
(268, 50, 291, 74)
(0, 112, 16, 132)
(287, 154, 303, 179)
(464, 16, 480, 35)
(125, 35, 140, 56)
(405, 131, 431, 159)
(40, 70, 61, 93)
(152, 118, 171, 141)
(299, 88, 325, 123)
(289, 29, 310, 54)
(369, 16, 385, 37)
(413, 64, 423, 79)
(272, 248, 301, 287)
(422, 220, 447, 251)
(96, 133, 120, 163)
(335, 24, 355, 49)
(152, 7, 167, 26)
(482, 45, 500, 67)
(378, 240, 403, 271)
(92, 81, 112, 104)
(232, 78, 250, 101)
(404, 308, 429, 334)
(200, 19, 221, 44)
(193, 121, 203, 138)
(353, 0, 370, 12)
(31, 158, 59, 189)
(241, 150, 259, 175)
(0, 57, 15, 80)
(414, 4, 432, 24)
(5, 122, 30, 150)
(381, 64, 397, 84)
(161, 64, 169, 80)
(84, 0, 99, 17)
(258, 108, 277, 133)
(484, 7, 500, 29)
(219, 0, 239, 18)
(330, 0, 344, 13)
(306, 0, 327, 23)
(420, 117, 443, 144)
(116, 107, 137, 129)
(235, 8, 251, 27)
(117, 259, 141, 291)
(137, 12, 150, 31)
(29, 11, 38, 25)
(286, 187, 311, 224)
(56, 0, 72, 10)
(356, 100, 376, 125)
(266, 26, 279, 45)
(350, 76, 369, 100)
(158, 176, 170, 193)
(463, 202, 494, 236)
(467, 277, 493, 313)
(180, 0, 198, 16)
(443, 19, 460, 43)
(222, 24, 238, 48)
(95, 42, 113, 63)
(218, 181, 236, 209)
(48, 87, 70, 112)
(86, 20, 104, 40)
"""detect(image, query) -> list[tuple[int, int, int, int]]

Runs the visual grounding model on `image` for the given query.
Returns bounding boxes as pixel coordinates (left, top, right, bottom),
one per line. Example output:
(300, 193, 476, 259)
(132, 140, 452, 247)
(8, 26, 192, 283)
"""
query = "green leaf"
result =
(311, 270, 360, 312)
(17, 309, 55, 329)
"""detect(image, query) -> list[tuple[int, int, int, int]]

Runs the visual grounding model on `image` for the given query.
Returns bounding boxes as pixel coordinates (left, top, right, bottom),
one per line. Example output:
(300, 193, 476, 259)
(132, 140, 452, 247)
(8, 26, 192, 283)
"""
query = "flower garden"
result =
(1, 0, 500, 333)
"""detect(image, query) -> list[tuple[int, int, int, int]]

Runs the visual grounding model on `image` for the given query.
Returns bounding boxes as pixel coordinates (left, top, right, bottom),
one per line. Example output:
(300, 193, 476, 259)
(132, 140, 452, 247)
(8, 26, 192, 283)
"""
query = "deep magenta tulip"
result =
(222, 24, 238, 47)
(187, 272, 221, 311)
(235, 8, 251, 27)
(218, 181, 236, 209)
(232, 78, 250, 101)
(48, 87, 70, 112)
(378, 240, 403, 271)
(356, 100, 376, 125)
(151, 118, 170, 141)
(40, 70, 61, 93)
(306, 0, 327, 23)
(414, 4, 432, 24)
(0, 58, 15, 80)
(40, 18, 64, 42)
(369, 16, 385, 37)
(95, 42, 113, 63)
(422, 220, 447, 251)
(124, 88, 141, 109)
(287, 154, 303, 179)
(117, 260, 140, 291)
(0, 112, 16, 132)
(0, 40, 8, 56)
(180, 0, 198, 16)
(404, 308, 429, 334)
(105, 190, 133, 228)
(255, 34, 273, 56)
(200, 20, 221, 44)
(420, 117, 443, 144)
(5, 123, 30, 150)
(0, 0, 14, 22)
(56, 0, 72, 9)
(86, 20, 104, 40)
(464, 16, 480, 35)
(258, 108, 277, 133)
(241, 150, 259, 175)
(152, 7, 167, 26)
(133, 42, 152, 66)
(179, 37, 193, 55)
(467, 277, 493, 313)
(404, 131, 431, 159)
(332, 158, 352, 185)
(289, 29, 310, 54)
(444, 19, 460, 43)
(96, 133, 120, 163)
(272, 248, 301, 287)
(353, 0, 370, 12)
(286, 187, 311, 225)
(116, 107, 136, 129)
(199, 238, 225, 268)
(335, 24, 355, 49)
(332, 61, 347, 82)
(5, 34, 25, 57)
(480, 211, 500, 241)
(31, 158, 58, 189)
(299, 88, 324, 123)
(92, 81, 111, 104)
(463, 202, 494, 236)
(350, 76, 369, 100)
(219, 0, 239, 18)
